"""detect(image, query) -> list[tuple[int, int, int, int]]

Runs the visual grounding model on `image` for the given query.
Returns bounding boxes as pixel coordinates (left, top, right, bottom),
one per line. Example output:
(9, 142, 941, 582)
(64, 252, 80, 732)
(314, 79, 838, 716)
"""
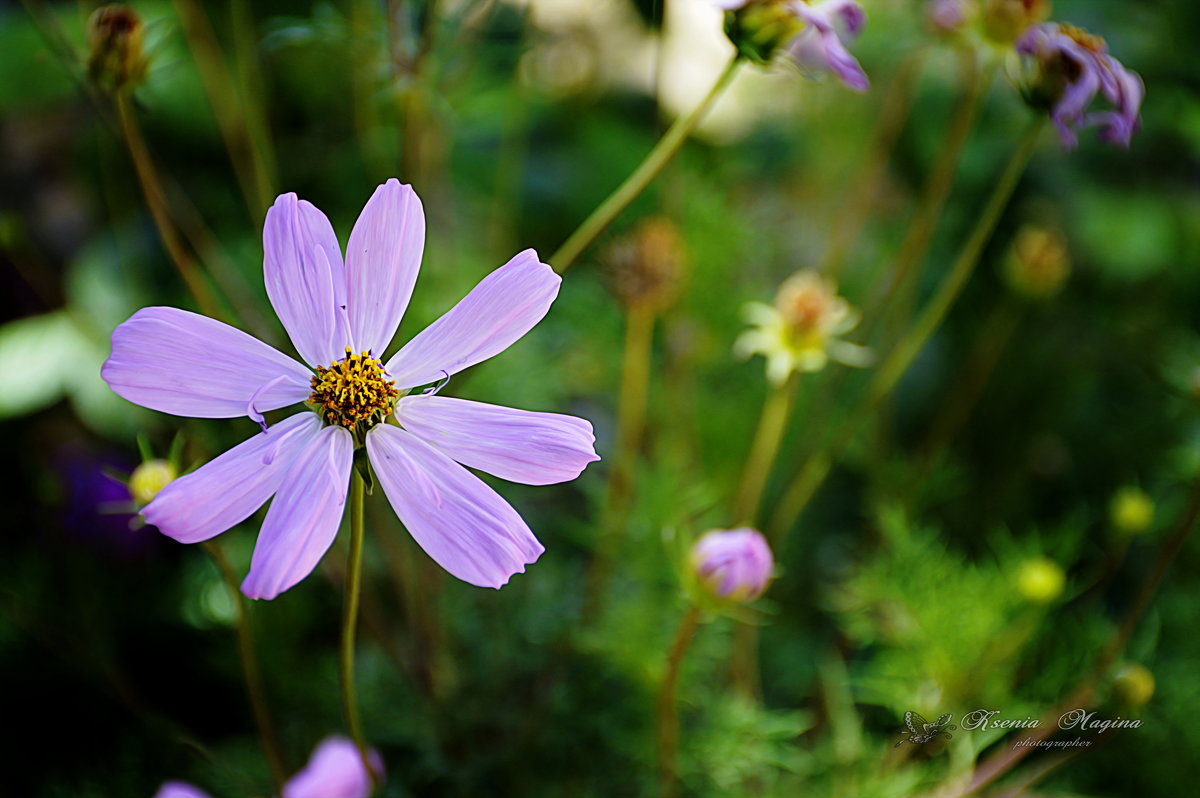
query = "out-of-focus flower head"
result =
(719, 0, 869, 92)
(1003, 224, 1070, 300)
(1110, 485, 1155, 537)
(604, 217, 688, 312)
(1014, 556, 1064, 603)
(87, 4, 148, 93)
(1014, 23, 1144, 150)
(690, 528, 774, 603)
(153, 736, 383, 798)
(980, 0, 1050, 45)
(735, 270, 872, 384)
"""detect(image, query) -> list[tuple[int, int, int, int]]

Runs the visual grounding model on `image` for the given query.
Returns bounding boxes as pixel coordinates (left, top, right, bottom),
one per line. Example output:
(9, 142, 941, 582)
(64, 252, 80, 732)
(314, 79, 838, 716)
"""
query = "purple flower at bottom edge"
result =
(717, 0, 870, 92)
(1016, 23, 1144, 150)
(153, 736, 383, 798)
(691, 528, 775, 602)
(103, 179, 600, 599)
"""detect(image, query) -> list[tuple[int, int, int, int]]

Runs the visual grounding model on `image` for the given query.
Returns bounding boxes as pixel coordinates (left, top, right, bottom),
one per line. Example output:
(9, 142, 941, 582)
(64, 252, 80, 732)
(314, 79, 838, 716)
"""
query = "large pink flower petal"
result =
(366, 425, 544, 588)
(242, 425, 354, 600)
(102, 307, 312, 419)
(385, 250, 560, 389)
(344, 179, 425, 356)
(143, 413, 323, 544)
(264, 193, 351, 366)
(283, 737, 383, 798)
(395, 395, 599, 485)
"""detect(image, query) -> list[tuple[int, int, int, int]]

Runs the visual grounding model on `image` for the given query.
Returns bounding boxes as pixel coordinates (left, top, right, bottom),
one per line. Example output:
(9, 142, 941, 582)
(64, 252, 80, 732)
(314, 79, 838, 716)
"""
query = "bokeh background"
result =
(2, 0, 1199, 795)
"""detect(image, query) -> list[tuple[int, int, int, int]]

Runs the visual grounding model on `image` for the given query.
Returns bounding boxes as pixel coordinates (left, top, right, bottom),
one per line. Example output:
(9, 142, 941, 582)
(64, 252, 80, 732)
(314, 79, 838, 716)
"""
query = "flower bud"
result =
(1003, 225, 1070, 300)
(690, 528, 774, 603)
(1015, 556, 1064, 604)
(1110, 486, 1154, 537)
(129, 459, 177, 506)
(604, 217, 687, 312)
(980, 0, 1050, 45)
(87, 4, 149, 93)
(926, 0, 976, 35)
(723, 1, 807, 66)
(1110, 663, 1155, 708)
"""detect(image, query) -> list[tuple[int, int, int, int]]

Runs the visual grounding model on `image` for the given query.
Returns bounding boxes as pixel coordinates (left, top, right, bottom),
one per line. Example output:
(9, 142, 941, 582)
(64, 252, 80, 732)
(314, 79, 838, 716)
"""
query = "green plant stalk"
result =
(550, 56, 742, 273)
(768, 120, 1044, 540)
(821, 47, 928, 279)
(341, 471, 377, 789)
(202, 540, 287, 794)
(863, 54, 992, 326)
(657, 604, 701, 798)
(115, 92, 223, 320)
(733, 375, 799, 525)
(584, 302, 657, 618)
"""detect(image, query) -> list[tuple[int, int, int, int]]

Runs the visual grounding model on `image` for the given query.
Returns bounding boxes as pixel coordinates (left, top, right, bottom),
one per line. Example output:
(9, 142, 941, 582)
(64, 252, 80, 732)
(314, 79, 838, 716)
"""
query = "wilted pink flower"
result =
(718, 0, 870, 92)
(104, 180, 599, 599)
(154, 736, 382, 798)
(1015, 23, 1144, 150)
(690, 528, 774, 602)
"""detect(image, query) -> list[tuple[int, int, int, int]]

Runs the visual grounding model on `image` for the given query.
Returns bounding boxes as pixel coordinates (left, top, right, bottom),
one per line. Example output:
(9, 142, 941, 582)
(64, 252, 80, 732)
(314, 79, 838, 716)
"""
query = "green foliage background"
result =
(1, 0, 1198, 795)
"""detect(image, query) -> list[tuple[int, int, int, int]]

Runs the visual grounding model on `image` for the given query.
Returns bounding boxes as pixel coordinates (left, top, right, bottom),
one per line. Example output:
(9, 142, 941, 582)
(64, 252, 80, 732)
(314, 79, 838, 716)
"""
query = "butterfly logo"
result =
(894, 712, 957, 747)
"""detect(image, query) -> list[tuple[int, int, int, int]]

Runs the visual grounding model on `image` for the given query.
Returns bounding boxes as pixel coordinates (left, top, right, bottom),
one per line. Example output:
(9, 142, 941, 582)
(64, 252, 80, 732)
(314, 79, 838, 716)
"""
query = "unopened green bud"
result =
(1110, 486, 1154, 537)
(1015, 556, 1064, 604)
(130, 459, 177, 506)
(87, 4, 148, 93)
(724, 1, 806, 66)
(981, 0, 1050, 45)
(1003, 225, 1070, 300)
(1110, 663, 1155, 708)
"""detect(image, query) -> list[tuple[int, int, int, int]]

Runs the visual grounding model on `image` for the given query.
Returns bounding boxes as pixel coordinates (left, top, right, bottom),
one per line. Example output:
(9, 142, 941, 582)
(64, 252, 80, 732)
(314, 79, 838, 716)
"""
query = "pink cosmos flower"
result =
(1015, 23, 1144, 150)
(718, 0, 870, 92)
(103, 180, 599, 599)
(154, 736, 382, 798)
(690, 528, 774, 602)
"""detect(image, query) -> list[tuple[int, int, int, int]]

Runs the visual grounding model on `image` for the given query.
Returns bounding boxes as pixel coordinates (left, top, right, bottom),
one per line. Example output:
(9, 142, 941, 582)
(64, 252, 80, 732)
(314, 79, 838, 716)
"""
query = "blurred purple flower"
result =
(1016, 23, 1144, 150)
(154, 736, 383, 798)
(56, 446, 149, 558)
(104, 180, 599, 599)
(690, 528, 774, 602)
(926, 0, 971, 32)
(718, 0, 870, 91)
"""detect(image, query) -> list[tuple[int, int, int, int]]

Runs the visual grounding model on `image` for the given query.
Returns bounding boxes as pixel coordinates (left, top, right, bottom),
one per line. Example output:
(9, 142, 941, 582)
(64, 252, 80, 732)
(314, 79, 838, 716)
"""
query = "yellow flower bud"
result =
(1015, 556, 1064, 604)
(1110, 663, 1155, 708)
(1003, 225, 1070, 300)
(1110, 486, 1154, 537)
(129, 459, 177, 506)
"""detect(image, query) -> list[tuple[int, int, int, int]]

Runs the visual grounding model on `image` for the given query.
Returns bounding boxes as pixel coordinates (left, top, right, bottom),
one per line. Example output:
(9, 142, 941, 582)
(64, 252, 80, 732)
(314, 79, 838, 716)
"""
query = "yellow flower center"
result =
(309, 348, 400, 430)
(1061, 24, 1105, 54)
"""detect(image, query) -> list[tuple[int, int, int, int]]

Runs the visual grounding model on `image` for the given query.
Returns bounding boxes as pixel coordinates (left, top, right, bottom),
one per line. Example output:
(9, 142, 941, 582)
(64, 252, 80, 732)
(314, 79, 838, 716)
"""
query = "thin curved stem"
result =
(657, 605, 701, 798)
(550, 56, 742, 273)
(203, 540, 287, 793)
(733, 375, 799, 526)
(341, 471, 378, 790)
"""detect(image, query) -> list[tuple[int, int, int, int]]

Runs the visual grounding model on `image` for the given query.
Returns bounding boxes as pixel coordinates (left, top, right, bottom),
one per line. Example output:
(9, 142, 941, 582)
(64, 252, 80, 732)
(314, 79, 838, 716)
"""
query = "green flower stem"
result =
(657, 604, 701, 798)
(733, 374, 799, 526)
(202, 540, 287, 794)
(584, 302, 657, 619)
(115, 91, 223, 321)
(550, 56, 742, 273)
(862, 54, 993, 326)
(821, 47, 928, 279)
(342, 471, 378, 790)
(768, 120, 1044, 541)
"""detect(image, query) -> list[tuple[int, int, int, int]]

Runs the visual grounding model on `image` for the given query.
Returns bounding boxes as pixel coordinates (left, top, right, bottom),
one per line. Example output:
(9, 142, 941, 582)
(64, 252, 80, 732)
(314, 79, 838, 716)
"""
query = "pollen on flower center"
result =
(309, 347, 400, 429)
